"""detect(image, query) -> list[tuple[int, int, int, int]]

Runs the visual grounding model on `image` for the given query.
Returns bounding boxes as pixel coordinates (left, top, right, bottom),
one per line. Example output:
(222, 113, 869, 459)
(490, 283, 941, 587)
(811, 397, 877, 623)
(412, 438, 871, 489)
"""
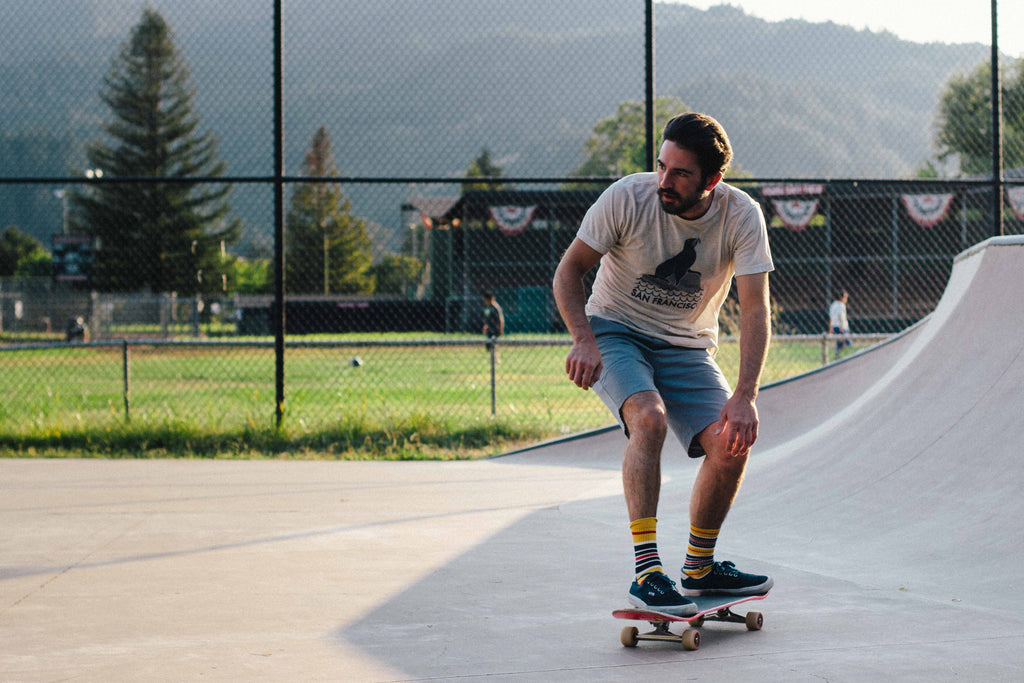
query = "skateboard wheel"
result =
(681, 628, 700, 650)
(620, 626, 639, 647)
(745, 611, 763, 631)
(690, 616, 705, 627)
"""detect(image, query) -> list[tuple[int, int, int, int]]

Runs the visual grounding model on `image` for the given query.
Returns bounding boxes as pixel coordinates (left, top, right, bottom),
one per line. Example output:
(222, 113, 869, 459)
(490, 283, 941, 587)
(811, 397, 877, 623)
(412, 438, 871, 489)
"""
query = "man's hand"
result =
(716, 270, 770, 457)
(565, 337, 602, 390)
(715, 393, 759, 457)
(553, 238, 605, 391)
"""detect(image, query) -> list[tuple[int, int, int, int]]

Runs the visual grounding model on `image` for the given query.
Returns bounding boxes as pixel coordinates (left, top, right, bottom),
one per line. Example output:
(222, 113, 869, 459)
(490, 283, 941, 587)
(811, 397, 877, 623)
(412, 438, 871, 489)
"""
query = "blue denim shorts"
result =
(590, 316, 731, 457)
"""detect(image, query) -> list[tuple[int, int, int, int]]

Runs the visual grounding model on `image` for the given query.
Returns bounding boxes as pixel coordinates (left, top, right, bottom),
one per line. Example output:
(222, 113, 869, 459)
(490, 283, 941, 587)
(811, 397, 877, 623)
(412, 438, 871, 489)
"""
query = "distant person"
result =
(553, 112, 774, 617)
(65, 316, 88, 343)
(829, 290, 851, 357)
(481, 291, 504, 357)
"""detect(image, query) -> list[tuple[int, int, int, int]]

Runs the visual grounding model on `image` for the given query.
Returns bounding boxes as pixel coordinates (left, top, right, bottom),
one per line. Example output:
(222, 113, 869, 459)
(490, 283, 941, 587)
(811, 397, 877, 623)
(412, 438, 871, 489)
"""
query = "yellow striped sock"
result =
(682, 525, 720, 579)
(630, 517, 663, 582)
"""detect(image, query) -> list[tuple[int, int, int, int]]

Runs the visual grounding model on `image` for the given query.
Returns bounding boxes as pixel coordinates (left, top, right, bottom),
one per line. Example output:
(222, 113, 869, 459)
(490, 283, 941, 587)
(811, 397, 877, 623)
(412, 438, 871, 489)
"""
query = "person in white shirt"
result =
(829, 290, 850, 357)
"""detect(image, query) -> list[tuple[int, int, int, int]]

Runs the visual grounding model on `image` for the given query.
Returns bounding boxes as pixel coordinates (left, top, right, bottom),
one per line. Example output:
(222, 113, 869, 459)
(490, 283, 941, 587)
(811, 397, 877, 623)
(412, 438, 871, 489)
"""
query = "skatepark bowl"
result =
(2, 236, 1024, 681)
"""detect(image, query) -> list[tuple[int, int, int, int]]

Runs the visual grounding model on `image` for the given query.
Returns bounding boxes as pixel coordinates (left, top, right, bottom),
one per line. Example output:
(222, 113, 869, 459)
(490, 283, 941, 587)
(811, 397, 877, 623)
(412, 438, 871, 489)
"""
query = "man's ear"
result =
(704, 172, 724, 192)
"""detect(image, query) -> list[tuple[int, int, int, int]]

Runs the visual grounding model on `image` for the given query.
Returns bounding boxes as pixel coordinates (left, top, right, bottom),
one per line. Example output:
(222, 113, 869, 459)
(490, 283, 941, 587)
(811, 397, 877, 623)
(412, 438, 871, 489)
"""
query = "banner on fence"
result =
(901, 193, 954, 227)
(488, 205, 538, 235)
(771, 199, 819, 230)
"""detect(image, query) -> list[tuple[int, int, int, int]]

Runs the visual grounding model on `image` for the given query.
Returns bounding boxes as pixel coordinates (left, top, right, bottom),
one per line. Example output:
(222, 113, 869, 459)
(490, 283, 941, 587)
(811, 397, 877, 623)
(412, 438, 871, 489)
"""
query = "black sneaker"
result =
(680, 560, 773, 596)
(628, 571, 698, 616)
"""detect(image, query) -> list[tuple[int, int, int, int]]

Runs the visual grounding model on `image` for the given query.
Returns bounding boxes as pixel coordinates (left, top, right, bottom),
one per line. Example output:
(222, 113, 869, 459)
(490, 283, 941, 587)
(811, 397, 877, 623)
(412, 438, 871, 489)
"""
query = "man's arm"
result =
(553, 238, 604, 389)
(717, 271, 771, 455)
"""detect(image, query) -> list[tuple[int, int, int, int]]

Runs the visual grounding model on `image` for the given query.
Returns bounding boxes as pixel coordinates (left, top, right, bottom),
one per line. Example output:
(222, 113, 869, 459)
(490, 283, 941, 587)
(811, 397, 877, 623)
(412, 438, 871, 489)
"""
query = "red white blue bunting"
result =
(901, 193, 954, 227)
(771, 199, 819, 230)
(488, 205, 538, 235)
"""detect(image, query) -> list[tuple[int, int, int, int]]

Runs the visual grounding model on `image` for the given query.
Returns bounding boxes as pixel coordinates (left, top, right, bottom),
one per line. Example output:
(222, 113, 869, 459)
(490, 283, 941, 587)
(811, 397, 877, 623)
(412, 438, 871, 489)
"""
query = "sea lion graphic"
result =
(640, 238, 702, 292)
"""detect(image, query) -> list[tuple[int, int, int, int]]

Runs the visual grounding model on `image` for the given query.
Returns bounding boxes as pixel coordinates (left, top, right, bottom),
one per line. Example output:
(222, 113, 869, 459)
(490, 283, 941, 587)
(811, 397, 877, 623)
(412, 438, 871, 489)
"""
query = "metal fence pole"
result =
(273, 0, 286, 428)
(122, 339, 131, 422)
(991, 0, 1004, 237)
(644, 0, 655, 172)
(891, 195, 900, 317)
(490, 341, 497, 417)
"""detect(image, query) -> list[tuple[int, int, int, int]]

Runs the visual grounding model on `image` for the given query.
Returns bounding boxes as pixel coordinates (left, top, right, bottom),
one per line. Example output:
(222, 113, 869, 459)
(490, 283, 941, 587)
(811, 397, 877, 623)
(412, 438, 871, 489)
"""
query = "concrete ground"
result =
(3, 236, 1024, 681)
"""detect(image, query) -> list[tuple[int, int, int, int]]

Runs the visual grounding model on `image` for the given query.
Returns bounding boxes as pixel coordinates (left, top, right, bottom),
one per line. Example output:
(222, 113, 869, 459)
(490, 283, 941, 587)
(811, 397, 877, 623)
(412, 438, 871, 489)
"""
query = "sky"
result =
(670, 1, 1024, 59)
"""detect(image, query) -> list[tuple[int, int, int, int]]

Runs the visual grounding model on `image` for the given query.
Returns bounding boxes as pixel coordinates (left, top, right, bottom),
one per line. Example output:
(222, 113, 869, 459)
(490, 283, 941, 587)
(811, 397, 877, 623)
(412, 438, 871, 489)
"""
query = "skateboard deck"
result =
(612, 592, 768, 650)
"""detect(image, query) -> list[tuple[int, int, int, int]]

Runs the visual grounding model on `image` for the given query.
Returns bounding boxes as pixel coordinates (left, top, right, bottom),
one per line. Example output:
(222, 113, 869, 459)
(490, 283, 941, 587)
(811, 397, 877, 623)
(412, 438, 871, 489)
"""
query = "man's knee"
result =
(698, 424, 749, 472)
(622, 393, 668, 441)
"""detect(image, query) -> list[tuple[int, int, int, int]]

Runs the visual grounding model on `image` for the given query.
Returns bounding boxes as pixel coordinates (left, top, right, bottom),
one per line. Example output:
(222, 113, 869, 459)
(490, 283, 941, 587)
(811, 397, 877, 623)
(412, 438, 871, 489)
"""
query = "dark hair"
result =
(662, 112, 733, 181)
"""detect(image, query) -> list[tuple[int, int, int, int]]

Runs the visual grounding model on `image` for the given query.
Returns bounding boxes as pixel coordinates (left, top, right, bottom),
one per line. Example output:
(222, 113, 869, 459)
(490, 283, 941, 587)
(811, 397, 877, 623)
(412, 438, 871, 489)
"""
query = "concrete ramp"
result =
(736, 235, 1024, 607)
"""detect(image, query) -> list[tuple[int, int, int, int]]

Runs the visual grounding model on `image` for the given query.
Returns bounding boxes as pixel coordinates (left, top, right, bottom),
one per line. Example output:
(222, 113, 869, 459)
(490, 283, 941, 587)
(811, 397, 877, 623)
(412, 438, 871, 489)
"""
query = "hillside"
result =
(0, 0, 992, 254)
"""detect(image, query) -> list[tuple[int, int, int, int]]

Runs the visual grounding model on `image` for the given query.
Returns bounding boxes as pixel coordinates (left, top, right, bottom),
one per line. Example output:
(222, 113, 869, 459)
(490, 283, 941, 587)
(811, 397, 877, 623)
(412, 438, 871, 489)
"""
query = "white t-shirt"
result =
(578, 173, 773, 350)
(829, 299, 848, 331)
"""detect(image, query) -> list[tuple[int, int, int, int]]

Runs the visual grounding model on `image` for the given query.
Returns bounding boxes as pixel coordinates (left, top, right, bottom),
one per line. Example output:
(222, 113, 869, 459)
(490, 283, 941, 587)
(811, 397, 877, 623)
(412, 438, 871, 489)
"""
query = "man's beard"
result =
(658, 189, 702, 216)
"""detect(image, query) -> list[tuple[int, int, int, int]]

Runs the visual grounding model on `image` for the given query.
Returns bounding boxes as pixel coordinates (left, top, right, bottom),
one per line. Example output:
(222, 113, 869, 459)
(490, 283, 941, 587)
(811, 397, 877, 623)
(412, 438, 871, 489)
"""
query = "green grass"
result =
(0, 335, 875, 459)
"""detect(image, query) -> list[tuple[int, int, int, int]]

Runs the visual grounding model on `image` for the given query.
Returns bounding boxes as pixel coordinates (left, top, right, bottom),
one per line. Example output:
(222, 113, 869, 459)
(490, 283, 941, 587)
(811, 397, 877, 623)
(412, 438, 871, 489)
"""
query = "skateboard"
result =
(612, 592, 768, 650)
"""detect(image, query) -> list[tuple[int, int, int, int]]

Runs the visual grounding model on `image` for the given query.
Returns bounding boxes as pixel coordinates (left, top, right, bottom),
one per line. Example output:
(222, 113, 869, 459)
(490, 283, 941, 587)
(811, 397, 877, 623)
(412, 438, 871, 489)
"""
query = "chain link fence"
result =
(1, 1, 1021, 456)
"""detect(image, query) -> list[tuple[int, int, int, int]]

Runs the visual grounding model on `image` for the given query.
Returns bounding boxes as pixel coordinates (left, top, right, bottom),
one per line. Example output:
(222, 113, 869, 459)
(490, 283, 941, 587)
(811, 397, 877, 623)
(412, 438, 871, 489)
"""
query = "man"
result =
(552, 112, 774, 616)
(481, 290, 504, 354)
(829, 290, 851, 357)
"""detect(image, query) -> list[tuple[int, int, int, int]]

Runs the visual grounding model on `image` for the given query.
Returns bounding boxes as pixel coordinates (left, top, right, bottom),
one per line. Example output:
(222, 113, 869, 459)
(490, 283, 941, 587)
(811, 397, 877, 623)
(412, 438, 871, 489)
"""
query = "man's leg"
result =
(680, 424, 746, 580)
(620, 391, 697, 616)
(680, 423, 771, 595)
(620, 390, 667, 521)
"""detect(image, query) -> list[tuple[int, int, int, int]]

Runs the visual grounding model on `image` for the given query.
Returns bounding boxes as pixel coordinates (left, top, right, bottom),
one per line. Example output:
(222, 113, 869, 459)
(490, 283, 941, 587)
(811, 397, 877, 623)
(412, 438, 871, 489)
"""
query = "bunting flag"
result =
(901, 193, 954, 227)
(771, 199, 819, 230)
(488, 205, 538, 236)
(1007, 186, 1024, 220)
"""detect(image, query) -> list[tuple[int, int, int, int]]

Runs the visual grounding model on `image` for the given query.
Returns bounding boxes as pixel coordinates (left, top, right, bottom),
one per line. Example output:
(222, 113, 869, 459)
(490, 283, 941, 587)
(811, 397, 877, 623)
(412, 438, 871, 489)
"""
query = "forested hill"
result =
(0, 0, 991, 250)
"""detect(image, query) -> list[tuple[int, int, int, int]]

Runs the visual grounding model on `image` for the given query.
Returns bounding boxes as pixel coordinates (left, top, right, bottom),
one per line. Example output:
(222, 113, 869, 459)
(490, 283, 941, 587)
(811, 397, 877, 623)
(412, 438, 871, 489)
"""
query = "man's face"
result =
(656, 141, 721, 218)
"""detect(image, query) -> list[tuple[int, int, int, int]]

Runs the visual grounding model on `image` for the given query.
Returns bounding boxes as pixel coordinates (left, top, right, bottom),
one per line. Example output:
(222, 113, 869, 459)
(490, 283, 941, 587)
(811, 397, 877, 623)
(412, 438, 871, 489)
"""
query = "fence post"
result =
(644, 0, 655, 172)
(821, 334, 828, 366)
(160, 293, 169, 338)
(122, 339, 131, 422)
(489, 340, 497, 417)
(273, 0, 286, 429)
(991, 0, 1004, 237)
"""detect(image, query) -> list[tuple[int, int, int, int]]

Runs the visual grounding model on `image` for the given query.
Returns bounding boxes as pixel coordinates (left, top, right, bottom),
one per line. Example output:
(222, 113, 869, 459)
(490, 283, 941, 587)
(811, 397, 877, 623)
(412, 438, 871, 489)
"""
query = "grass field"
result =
(0, 334, 876, 459)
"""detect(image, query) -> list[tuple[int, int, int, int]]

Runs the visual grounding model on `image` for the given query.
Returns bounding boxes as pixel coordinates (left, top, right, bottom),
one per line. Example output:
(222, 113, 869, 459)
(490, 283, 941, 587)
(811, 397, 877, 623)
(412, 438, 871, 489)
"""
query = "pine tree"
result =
(462, 148, 506, 193)
(72, 8, 239, 294)
(286, 127, 373, 294)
